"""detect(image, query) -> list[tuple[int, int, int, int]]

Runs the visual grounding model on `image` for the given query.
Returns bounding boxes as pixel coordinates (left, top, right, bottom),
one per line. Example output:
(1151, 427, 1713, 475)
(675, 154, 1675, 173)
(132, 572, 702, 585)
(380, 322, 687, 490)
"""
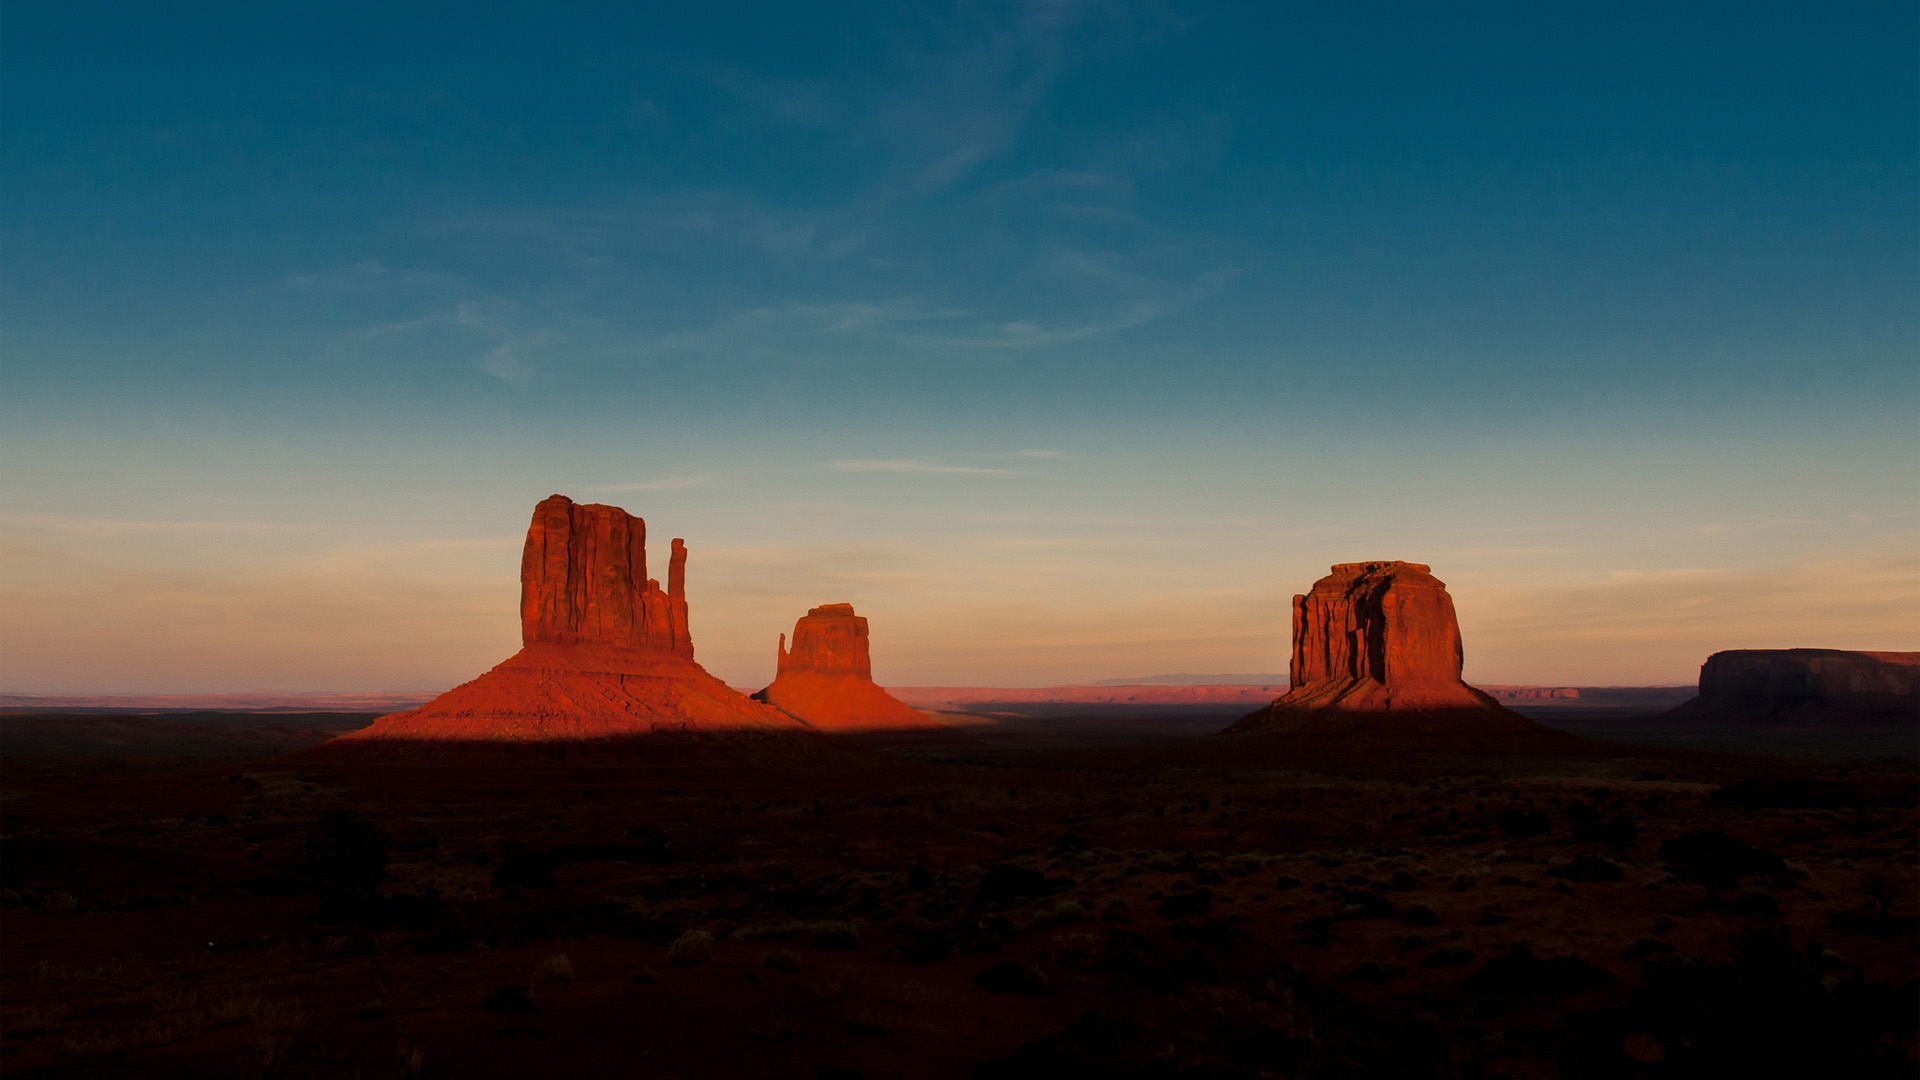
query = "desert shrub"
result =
(762, 948, 800, 972)
(62, 1028, 125, 1057)
(975, 960, 1049, 995)
(1336, 889, 1395, 920)
(1159, 888, 1213, 920)
(1572, 814, 1638, 848)
(11, 1003, 72, 1035)
(808, 921, 860, 949)
(1630, 928, 1913, 1077)
(1400, 904, 1440, 927)
(1714, 779, 1859, 810)
(1861, 870, 1906, 920)
(730, 919, 808, 942)
(1464, 943, 1613, 995)
(976, 864, 1053, 907)
(1100, 900, 1131, 923)
(1448, 872, 1478, 892)
(1658, 831, 1790, 896)
(1500, 809, 1551, 839)
(667, 930, 714, 966)
(1730, 888, 1781, 918)
(480, 985, 533, 1013)
(1033, 901, 1086, 928)
(1355, 960, 1403, 984)
(1420, 943, 1474, 968)
(537, 953, 573, 983)
(304, 810, 388, 897)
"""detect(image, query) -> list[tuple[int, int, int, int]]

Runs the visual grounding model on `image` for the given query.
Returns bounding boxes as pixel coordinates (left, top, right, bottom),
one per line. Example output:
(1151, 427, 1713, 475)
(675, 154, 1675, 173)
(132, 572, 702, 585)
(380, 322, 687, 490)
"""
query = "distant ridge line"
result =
(1094, 674, 1288, 686)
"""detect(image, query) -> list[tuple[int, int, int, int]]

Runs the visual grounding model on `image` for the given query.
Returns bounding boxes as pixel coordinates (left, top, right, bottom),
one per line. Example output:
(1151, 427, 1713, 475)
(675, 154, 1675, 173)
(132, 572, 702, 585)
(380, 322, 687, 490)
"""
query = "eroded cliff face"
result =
(1288, 561, 1464, 690)
(1229, 561, 1537, 736)
(1667, 649, 1920, 723)
(329, 495, 804, 747)
(776, 603, 872, 680)
(758, 603, 935, 731)
(520, 494, 690, 656)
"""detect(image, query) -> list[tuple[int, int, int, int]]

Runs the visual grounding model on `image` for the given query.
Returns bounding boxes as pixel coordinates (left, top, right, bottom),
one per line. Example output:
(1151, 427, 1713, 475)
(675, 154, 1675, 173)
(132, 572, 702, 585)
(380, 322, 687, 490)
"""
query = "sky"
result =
(3, 1, 1916, 693)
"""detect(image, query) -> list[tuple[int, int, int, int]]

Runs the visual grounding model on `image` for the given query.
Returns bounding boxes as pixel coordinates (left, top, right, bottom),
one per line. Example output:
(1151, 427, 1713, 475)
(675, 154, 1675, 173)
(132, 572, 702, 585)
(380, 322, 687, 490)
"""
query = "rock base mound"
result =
(332, 644, 803, 746)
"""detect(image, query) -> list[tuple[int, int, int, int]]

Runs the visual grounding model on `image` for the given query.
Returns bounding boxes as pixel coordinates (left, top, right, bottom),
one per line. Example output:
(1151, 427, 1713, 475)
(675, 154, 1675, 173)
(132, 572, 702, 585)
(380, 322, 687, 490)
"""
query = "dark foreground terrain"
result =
(2, 709, 1915, 1079)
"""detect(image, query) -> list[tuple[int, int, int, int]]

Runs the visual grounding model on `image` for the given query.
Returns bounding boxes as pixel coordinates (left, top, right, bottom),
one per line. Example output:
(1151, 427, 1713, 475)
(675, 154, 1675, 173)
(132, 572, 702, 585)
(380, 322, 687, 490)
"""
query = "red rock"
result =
(1229, 561, 1537, 734)
(520, 494, 690, 655)
(1666, 649, 1920, 724)
(757, 604, 937, 730)
(331, 495, 807, 746)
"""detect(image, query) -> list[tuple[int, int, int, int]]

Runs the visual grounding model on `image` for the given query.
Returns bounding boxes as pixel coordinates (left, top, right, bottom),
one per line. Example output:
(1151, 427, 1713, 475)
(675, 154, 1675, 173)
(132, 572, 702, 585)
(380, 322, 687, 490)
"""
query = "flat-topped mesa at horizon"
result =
(757, 603, 937, 731)
(1228, 560, 1539, 736)
(323, 495, 805, 748)
(1665, 648, 1920, 724)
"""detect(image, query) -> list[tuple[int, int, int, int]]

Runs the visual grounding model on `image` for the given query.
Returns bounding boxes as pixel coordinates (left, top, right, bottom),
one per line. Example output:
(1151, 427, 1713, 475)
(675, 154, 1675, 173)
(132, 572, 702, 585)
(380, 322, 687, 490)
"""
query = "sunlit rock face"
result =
(520, 494, 690, 655)
(329, 495, 806, 746)
(1668, 649, 1920, 723)
(757, 604, 936, 730)
(1229, 561, 1536, 734)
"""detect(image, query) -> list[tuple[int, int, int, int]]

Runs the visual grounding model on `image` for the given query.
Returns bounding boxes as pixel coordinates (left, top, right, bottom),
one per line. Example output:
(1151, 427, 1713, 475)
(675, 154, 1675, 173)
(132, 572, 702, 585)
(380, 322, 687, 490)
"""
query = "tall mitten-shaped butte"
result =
(327, 495, 805, 749)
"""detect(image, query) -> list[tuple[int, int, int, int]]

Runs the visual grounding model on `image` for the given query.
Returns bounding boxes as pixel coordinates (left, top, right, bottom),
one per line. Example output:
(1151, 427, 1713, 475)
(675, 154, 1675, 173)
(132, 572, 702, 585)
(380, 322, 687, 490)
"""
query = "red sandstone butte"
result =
(332, 495, 806, 745)
(755, 604, 936, 730)
(1228, 561, 1537, 735)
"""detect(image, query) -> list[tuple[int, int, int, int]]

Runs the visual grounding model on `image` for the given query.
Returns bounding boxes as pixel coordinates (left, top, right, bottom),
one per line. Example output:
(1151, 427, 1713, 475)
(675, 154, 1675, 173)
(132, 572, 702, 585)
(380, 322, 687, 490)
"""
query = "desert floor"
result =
(2, 704, 1914, 1079)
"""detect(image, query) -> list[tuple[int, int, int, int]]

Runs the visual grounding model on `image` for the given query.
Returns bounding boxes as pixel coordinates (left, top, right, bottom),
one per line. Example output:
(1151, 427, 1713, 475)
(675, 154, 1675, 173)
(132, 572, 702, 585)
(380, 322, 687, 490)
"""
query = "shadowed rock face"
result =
(758, 604, 935, 731)
(1667, 649, 1920, 724)
(1229, 561, 1536, 735)
(328, 495, 805, 747)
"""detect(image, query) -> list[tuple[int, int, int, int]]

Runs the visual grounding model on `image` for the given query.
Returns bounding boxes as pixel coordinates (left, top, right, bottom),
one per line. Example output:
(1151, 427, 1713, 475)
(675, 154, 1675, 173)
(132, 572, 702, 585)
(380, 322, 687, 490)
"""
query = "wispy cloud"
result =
(586, 476, 715, 492)
(824, 459, 1023, 476)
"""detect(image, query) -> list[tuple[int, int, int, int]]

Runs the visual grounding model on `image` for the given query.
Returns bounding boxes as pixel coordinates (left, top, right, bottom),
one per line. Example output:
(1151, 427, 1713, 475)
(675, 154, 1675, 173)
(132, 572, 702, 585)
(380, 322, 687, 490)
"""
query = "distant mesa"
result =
(1664, 649, 1920, 725)
(1227, 561, 1541, 736)
(1095, 673, 1289, 687)
(327, 495, 807, 747)
(755, 603, 938, 730)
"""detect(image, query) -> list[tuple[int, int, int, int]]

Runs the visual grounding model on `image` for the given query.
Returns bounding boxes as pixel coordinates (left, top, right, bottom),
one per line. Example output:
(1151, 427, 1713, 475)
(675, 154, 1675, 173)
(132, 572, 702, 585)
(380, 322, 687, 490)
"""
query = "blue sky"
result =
(3, 2, 1915, 691)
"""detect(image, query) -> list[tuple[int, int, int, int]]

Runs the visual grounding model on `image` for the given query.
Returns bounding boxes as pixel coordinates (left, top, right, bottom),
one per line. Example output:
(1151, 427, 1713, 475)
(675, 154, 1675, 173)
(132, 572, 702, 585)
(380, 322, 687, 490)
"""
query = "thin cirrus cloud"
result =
(823, 459, 1025, 476)
(587, 476, 716, 492)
